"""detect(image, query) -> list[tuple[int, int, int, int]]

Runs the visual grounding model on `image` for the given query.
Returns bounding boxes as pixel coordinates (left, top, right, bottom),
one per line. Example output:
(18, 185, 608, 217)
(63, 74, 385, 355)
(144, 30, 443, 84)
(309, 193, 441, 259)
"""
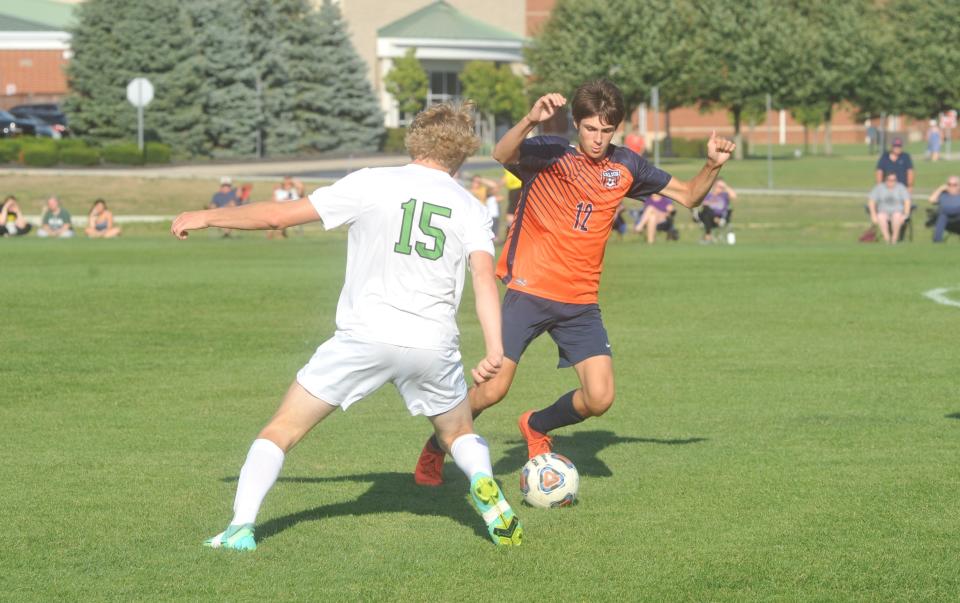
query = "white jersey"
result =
(309, 164, 494, 351)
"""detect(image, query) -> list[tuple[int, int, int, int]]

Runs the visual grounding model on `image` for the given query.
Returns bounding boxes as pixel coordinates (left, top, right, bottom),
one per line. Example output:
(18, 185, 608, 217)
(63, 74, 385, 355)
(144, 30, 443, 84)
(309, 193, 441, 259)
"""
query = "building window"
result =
(427, 71, 461, 105)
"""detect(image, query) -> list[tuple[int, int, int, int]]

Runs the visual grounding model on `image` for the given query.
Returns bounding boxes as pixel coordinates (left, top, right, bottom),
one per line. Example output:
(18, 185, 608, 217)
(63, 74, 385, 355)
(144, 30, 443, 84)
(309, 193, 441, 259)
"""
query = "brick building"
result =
(0, 0, 74, 111)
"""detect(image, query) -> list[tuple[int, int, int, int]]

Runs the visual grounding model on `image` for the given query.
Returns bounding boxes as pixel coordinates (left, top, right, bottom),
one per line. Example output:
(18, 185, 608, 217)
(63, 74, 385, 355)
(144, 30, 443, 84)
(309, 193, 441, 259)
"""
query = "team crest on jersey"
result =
(601, 169, 621, 188)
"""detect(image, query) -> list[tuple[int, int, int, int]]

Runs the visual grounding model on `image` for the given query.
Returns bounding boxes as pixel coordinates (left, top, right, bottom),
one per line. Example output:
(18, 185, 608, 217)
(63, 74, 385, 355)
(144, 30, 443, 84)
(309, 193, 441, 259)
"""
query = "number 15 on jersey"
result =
(394, 198, 452, 261)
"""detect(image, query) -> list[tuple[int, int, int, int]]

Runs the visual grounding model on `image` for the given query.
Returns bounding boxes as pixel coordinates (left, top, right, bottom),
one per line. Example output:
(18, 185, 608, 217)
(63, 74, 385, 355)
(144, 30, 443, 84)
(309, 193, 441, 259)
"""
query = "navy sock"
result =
(528, 390, 584, 434)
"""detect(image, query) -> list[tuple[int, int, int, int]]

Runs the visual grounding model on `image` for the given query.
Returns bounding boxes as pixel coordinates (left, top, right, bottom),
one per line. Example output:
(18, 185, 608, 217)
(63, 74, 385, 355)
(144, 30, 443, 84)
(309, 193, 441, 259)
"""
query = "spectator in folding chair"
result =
(928, 175, 960, 243)
(695, 179, 736, 244)
(634, 192, 678, 243)
(868, 172, 912, 245)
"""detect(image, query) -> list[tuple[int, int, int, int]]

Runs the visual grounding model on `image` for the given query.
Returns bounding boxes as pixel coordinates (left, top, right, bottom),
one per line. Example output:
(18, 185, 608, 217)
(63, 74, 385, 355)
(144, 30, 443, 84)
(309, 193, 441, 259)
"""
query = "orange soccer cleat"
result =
(414, 437, 446, 486)
(518, 410, 553, 459)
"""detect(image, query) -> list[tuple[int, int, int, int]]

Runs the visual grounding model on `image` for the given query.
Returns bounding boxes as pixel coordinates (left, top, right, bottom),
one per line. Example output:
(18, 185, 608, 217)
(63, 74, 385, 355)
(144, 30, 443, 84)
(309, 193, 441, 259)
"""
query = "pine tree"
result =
(187, 0, 262, 157)
(64, 0, 205, 153)
(311, 0, 383, 151)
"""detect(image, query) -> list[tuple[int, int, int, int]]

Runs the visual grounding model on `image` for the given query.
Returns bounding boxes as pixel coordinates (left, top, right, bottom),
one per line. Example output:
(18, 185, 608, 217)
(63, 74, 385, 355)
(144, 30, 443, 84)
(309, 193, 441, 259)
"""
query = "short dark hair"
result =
(571, 79, 625, 127)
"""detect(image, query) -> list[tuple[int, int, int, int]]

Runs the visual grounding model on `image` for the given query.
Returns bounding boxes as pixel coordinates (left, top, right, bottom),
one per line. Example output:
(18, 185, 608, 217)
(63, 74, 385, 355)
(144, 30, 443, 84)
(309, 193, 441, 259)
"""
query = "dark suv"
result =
(10, 103, 69, 136)
(0, 110, 35, 137)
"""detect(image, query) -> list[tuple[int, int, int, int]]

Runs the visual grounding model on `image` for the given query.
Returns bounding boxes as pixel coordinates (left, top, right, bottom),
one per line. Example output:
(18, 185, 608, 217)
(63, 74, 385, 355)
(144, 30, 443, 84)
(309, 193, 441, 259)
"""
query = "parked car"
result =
(0, 110, 36, 137)
(9, 112, 59, 138)
(10, 103, 69, 136)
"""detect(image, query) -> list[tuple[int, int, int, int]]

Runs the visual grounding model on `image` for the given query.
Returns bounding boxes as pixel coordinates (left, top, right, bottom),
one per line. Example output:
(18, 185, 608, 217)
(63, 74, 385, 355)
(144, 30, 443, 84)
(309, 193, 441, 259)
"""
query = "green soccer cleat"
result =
(470, 474, 522, 546)
(204, 523, 256, 551)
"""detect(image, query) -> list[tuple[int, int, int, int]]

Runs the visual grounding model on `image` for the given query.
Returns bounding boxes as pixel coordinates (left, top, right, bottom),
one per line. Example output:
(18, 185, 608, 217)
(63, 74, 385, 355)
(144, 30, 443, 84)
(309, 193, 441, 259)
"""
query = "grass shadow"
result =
(493, 430, 707, 478)
(222, 472, 488, 544)
(947, 413, 960, 420)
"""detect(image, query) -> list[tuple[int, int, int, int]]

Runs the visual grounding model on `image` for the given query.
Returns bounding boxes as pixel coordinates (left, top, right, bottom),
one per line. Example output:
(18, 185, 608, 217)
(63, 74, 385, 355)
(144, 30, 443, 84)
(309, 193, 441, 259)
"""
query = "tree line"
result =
(526, 0, 960, 157)
(64, 0, 383, 158)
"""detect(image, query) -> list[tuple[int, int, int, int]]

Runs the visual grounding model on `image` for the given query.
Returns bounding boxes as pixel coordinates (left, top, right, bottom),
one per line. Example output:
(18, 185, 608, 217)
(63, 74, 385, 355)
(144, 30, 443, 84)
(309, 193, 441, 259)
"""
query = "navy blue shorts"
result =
(502, 289, 611, 368)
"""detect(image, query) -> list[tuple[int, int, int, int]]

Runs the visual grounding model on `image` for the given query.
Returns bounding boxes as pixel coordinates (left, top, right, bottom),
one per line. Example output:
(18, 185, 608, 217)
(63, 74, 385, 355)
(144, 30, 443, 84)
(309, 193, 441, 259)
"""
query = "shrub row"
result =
(0, 138, 172, 166)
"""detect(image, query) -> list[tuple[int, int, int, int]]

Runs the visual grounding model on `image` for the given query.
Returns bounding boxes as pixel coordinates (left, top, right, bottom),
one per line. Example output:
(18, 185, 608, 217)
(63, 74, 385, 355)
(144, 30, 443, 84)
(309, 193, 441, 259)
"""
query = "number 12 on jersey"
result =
(394, 198, 452, 261)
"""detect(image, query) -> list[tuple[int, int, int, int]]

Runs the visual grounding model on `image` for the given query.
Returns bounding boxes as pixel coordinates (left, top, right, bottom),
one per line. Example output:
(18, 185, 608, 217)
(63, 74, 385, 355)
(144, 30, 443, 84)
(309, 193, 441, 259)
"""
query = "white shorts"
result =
(295, 332, 468, 417)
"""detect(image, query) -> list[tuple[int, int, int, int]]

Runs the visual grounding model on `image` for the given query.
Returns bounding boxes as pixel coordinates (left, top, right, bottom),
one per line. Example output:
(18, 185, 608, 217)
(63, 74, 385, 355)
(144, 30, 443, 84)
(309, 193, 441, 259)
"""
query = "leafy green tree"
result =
(525, 0, 697, 144)
(385, 48, 428, 123)
(687, 0, 803, 159)
(460, 62, 526, 122)
(782, 0, 878, 155)
(460, 61, 526, 146)
(875, 0, 960, 120)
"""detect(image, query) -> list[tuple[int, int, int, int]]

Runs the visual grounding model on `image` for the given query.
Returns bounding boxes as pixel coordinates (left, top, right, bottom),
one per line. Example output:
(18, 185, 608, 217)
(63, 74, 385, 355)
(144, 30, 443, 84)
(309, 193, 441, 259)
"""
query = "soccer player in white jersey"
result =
(171, 102, 522, 549)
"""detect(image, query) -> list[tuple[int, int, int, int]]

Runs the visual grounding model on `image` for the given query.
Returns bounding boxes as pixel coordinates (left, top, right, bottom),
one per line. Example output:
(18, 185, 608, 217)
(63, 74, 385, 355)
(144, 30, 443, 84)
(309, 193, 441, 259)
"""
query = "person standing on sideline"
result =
(413, 79, 735, 484)
(928, 176, 960, 242)
(172, 101, 521, 550)
(875, 138, 914, 193)
(502, 168, 523, 230)
(926, 120, 942, 162)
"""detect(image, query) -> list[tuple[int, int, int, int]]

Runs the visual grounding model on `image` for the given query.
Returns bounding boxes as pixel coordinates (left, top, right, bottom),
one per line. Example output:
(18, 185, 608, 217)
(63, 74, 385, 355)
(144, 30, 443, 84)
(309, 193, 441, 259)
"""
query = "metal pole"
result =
(766, 93, 773, 189)
(651, 86, 660, 167)
(137, 104, 144, 152)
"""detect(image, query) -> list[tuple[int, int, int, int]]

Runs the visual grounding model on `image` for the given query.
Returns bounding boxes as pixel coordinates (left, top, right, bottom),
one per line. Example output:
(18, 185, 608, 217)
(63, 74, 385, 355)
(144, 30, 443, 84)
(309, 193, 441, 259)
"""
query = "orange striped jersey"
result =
(498, 136, 672, 304)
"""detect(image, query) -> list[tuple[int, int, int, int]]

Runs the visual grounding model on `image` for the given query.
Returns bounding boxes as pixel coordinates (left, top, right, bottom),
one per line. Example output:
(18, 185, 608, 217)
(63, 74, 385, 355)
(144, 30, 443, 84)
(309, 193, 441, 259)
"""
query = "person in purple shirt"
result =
(634, 192, 677, 243)
(928, 176, 960, 242)
(698, 179, 737, 242)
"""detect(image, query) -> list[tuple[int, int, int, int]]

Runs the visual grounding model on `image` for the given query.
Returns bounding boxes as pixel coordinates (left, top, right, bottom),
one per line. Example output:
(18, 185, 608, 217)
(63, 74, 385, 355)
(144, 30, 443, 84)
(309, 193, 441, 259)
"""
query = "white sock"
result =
(449, 433, 493, 481)
(230, 438, 285, 526)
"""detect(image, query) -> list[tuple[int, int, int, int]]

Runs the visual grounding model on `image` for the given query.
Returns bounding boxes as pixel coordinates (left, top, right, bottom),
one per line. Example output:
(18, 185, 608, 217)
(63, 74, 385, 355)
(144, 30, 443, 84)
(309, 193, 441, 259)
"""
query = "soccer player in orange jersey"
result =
(414, 79, 736, 485)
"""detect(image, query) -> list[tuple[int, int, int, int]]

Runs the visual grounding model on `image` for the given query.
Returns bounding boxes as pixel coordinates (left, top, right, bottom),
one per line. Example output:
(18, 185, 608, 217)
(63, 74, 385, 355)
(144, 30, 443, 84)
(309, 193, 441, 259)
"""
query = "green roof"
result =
(0, 0, 74, 30)
(0, 13, 60, 32)
(378, 1, 523, 42)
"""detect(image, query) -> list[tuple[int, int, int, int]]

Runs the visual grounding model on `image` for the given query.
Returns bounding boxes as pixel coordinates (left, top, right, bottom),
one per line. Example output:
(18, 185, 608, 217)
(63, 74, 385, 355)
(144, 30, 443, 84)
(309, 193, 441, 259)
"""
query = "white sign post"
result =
(126, 77, 154, 152)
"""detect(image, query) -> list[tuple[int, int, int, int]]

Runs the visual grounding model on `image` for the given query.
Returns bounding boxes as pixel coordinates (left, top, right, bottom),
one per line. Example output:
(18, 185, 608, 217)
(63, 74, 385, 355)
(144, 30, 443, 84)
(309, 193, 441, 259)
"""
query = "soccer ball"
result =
(520, 452, 579, 508)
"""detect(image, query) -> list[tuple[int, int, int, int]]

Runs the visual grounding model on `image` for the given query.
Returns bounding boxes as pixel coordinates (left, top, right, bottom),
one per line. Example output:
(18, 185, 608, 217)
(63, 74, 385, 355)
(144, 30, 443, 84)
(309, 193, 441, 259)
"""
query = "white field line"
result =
(923, 287, 960, 308)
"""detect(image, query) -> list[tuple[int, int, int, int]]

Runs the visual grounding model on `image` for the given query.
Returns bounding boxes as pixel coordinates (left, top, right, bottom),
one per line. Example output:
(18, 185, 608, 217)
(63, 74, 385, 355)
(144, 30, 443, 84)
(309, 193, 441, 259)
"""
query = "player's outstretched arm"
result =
(492, 93, 566, 165)
(171, 199, 320, 239)
(468, 250, 503, 384)
(660, 131, 736, 208)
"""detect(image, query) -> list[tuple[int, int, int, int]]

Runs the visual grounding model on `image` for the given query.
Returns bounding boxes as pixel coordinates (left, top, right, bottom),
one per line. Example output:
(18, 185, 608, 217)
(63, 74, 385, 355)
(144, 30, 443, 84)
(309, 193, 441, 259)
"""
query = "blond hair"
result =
(405, 101, 480, 173)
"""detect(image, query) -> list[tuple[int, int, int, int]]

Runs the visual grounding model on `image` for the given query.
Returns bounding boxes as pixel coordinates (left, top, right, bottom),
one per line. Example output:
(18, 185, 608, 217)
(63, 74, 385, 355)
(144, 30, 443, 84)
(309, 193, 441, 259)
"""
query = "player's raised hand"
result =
(171, 211, 209, 240)
(471, 353, 503, 384)
(527, 93, 566, 125)
(707, 130, 736, 167)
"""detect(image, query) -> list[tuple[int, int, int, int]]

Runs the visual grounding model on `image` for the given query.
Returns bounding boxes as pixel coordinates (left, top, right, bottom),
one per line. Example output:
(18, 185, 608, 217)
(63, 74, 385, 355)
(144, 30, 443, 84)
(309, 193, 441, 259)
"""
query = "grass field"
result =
(3, 191, 959, 601)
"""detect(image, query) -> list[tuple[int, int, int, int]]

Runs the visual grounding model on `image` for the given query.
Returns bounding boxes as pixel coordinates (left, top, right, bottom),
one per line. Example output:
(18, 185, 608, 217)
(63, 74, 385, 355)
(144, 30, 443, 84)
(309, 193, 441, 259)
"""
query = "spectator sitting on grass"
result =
(928, 176, 960, 243)
(1, 195, 32, 237)
(37, 196, 74, 238)
(868, 172, 911, 245)
(84, 199, 121, 239)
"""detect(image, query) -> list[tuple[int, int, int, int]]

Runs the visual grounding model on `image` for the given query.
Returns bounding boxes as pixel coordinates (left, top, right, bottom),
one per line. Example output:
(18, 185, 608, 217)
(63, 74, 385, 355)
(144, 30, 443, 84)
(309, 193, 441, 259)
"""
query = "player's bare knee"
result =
(583, 388, 615, 417)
